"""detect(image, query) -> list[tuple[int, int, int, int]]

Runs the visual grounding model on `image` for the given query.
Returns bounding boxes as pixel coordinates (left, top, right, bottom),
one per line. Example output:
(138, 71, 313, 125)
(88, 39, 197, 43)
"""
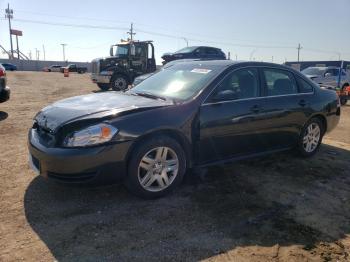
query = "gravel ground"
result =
(0, 71, 350, 262)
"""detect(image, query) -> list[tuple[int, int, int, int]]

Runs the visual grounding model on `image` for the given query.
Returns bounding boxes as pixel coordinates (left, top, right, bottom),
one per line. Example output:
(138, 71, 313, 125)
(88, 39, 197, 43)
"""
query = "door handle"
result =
(250, 105, 262, 113)
(298, 99, 307, 107)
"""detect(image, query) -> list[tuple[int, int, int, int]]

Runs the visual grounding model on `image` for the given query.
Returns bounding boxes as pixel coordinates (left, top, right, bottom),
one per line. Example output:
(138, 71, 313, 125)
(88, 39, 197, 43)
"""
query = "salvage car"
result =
(60, 64, 87, 74)
(161, 46, 226, 65)
(28, 61, 340, 198)
(1, 63, 17, 71)
(45, 65, 62, 72)
(0, 64, 10, 103)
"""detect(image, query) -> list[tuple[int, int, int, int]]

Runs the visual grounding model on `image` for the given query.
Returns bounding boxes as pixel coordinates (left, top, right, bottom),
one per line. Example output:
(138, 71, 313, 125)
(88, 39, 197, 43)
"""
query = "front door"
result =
(198, 67, 266, 164)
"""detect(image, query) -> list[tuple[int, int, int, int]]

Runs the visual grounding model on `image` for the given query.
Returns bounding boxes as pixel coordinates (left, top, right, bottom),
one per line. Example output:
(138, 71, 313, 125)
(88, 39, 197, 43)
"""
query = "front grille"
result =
(91, 61, 99, 74)
(47, 171, 97, 182)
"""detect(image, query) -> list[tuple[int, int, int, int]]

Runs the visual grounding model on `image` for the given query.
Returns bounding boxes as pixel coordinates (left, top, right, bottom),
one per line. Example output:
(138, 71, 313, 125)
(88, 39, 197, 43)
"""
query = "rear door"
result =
(257, 67, 311, 149)
(198, 67, 267, 164)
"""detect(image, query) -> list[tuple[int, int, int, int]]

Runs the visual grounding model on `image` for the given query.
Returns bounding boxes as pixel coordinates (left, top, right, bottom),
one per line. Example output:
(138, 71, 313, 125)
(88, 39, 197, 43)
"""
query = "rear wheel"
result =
(124, 136, 186, 199)
(97, 83, 109, 91)
(110, 75, 128, 91)
(297, 118, 324, 157)
(340, 96, 348, 106)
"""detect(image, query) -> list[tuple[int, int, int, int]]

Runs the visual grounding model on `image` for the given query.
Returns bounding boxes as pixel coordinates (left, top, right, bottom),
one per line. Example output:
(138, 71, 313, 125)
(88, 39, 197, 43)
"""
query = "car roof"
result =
(170, 60, 293, 69)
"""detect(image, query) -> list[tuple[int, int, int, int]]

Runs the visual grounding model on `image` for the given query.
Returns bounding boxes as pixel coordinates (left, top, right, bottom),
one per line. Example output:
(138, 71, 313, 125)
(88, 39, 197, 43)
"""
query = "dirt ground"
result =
(0, 71, 350, 262)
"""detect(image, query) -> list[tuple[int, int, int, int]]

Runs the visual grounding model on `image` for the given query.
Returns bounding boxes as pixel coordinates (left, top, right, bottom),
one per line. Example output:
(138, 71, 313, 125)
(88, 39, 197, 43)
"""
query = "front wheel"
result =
(110, 75, 128, 91)
(297, 118, 324, 157)
(124, 136, 186, 199)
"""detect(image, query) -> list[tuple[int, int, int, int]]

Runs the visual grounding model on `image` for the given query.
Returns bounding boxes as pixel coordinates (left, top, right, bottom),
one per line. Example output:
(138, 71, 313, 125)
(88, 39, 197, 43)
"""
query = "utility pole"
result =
(297, 43, 302, 62)
(42, 45, 46, 60)
(61, 43, 67, 62)
(227, 52, 230, 60)
(235, 54, 238, 61)
(272, 56, 274, 62)
(28, 50, 32, 60)
(5, 3, 14, 59)
(183, 37, 188, 47)
(127, 23, 136, 41)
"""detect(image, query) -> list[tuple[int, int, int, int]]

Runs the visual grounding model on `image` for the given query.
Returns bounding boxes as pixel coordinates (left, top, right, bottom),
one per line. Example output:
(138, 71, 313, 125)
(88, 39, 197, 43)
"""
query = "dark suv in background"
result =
(161, 46, 226, 65)
(0, 65, 10, 103)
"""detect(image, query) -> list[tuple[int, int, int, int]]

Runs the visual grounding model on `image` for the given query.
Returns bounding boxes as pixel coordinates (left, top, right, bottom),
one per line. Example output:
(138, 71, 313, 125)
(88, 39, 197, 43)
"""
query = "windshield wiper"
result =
(133, 91, 167, 101)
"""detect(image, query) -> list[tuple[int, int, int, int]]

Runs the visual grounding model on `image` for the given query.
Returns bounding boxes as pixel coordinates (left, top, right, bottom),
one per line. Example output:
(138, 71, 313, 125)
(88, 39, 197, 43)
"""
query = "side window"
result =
(325, 68, 338, 76)
(297, 76, 314, 93)
(205, 48, 217, 55)
(263, 68, 297, 96)
(209, 68, 259, 102)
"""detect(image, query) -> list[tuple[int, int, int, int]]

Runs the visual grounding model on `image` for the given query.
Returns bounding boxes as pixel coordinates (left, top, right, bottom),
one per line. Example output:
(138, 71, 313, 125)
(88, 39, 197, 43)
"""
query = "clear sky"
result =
(0, 0, 349, 64)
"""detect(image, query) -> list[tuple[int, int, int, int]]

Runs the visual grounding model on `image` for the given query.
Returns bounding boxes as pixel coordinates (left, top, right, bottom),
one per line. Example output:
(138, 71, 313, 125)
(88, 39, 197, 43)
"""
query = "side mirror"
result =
(110, 46, 114, 56)
(211, 90, 237, 102)
(325, 72, 332, 77)
(130, 44, 136, 56)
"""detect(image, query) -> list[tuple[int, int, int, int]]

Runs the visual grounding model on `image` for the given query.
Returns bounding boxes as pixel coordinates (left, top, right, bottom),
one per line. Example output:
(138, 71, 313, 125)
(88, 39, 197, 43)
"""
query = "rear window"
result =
(263, 68, 298, 96)
(297, 76, 314, 93)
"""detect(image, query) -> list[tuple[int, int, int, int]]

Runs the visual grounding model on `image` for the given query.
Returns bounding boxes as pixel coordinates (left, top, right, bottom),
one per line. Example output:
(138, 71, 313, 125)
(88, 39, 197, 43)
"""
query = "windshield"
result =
(115, 45, 129, 56)
(174, 46, 198, 54)
(301, 67, 325, 76)
(129, 64, 221, 101)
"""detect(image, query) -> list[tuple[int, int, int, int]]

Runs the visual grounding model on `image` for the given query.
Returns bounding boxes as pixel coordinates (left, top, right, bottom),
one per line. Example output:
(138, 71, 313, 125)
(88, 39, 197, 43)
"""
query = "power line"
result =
(8, 18, 129, 31)
(1, 15, 348, 59)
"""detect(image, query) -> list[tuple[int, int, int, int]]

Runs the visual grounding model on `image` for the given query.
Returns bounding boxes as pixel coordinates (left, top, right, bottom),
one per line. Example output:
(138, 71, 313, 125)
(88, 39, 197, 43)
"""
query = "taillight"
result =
(0, 69, 5, 77)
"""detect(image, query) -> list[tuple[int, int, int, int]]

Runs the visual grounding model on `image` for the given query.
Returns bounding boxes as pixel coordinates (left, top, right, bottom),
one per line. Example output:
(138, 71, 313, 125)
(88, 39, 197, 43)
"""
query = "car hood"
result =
(35, 92, 172, 132)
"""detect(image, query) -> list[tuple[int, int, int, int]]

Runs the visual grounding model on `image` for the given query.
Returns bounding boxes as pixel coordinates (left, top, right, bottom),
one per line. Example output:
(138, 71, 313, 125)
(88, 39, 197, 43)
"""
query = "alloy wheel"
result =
(138, 147, 179, 192)
(303, 123, 321, 153)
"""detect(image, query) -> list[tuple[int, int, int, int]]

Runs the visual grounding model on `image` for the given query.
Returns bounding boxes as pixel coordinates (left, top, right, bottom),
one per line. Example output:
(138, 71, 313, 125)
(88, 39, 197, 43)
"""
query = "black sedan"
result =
(28, 61, 340, 198)
(161, 46, 226, 65)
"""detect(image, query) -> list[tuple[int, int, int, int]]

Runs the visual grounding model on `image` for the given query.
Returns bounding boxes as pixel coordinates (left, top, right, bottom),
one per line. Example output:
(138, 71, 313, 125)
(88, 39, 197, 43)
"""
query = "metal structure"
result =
(5, 3, 14, 59)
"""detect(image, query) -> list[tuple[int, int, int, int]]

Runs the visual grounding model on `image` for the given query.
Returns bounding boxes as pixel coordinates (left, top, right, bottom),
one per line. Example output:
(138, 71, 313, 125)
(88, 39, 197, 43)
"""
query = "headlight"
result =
(63, 124, 118, 147)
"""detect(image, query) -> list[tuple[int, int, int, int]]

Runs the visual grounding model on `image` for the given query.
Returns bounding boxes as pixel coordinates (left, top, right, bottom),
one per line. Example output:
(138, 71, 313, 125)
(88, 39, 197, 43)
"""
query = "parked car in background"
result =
(60, 64, 87, 74)
(28, 61, 340, 198)
(302, 66, 350, 105)
(302, 66, 350, 89)
(45, 65, 62, 72)
(0, 65, 10, 103)
(1, 63, 17, 71)
(161, 46, 226, 65)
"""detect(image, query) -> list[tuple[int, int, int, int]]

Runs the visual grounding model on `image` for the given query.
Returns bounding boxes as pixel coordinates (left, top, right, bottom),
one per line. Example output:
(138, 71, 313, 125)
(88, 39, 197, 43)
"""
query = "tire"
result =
(110, 74, 128, 91)
(124, 136, 187, 199)
(97, 83, 110, 91)
(47, 69, 51, 72)
(340, 96, 348, 106)
(297, 117, 324, 157)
